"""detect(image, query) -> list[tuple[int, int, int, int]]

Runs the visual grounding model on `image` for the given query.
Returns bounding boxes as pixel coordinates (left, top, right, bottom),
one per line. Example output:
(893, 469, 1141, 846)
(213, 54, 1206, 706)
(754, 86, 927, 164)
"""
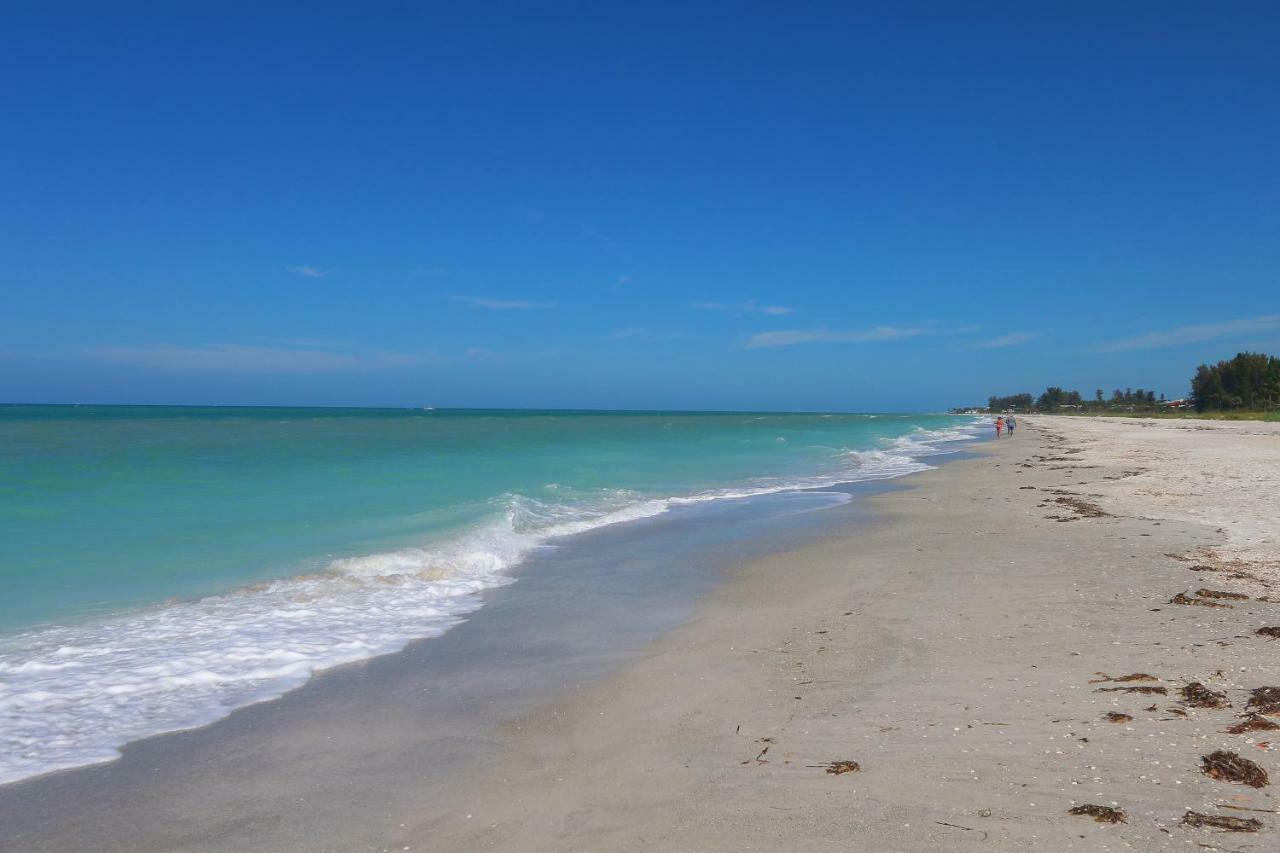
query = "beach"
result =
(414, 416, 1280, 851)
(3, 415, 1279, 851)
(9, 4, 1279, 849)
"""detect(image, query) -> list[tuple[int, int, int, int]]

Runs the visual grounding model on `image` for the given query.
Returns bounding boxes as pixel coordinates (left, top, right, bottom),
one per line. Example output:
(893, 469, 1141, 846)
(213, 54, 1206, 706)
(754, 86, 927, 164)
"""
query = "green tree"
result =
(1190, 352, 1280, 411)
(1036, 387, 1068, 411)
(989, 393, 1034, 411)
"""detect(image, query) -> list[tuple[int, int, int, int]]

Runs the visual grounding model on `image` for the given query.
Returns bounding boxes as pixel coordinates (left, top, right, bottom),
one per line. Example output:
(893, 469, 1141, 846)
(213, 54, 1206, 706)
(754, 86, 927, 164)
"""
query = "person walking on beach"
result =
(995, 416, 1004, 438)
(1006, 415, 1016, 436)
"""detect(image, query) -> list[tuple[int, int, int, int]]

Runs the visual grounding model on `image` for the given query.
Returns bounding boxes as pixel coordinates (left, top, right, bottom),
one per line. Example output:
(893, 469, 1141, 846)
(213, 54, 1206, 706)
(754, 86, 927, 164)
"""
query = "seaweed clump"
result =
(1170, 592, 1229, 608)
(1068, 804, 1126, 823)
(1053, 496, 1110, 518)
(1181, 682, 1230, 709)
(1200, 751, 1269, 788)
(1180, 811, 1262, 832)
(825, 760, 860, 775)
(1104, 712, 1133, 723)
(1256, 627, 1280, 639)
(1196, 588, 1249, 600)
(1225, 714, 1280, 735)
(1095, 685, 1167, 696)
(1247, 686, 1280, 715)
(1090, 672, 1158, 683)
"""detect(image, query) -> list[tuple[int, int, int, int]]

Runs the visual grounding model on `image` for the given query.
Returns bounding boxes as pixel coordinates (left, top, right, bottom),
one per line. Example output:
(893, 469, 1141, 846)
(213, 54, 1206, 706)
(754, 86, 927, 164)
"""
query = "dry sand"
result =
(418, 416, 1280, 851)
(1037, 416, 1280, 588)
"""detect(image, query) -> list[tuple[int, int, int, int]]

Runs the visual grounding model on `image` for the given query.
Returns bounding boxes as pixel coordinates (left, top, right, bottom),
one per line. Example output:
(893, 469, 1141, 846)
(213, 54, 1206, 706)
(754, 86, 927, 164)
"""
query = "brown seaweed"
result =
(1256, 627, 1280, 639)
(1181, 682, 1230, 709)
(1200, 751, 1269, 788)
(1095, 685, 1167, 695)
(1067, 804, 1126, 823)
(1090, 672, 1158, 683)
(1053, 496, 1110, 518)
(1225, 714, 1280, 735)
(824, 760, 860, 775)
(1196, 588, 1249, 600)
(1170, 592, 1229, 608)
(1246, 686, 1280, 715)
(1180, 811, 1262, 832)
(1104, 712, 1133, 723)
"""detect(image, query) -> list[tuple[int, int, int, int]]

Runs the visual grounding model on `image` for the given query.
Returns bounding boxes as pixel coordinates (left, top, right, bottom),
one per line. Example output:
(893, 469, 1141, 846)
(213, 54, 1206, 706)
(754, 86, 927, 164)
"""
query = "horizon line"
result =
(0, 401, 964, 417)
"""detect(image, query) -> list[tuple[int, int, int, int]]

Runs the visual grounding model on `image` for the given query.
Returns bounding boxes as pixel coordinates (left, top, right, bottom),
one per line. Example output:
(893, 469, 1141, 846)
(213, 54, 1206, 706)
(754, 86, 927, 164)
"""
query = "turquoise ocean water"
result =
(0, 405, 983, 784)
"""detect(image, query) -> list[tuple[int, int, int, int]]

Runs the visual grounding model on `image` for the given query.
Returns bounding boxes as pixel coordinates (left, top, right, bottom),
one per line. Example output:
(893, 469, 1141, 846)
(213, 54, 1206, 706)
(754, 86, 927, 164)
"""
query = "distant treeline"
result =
(1191, 352, 1280, 411)
(954, 351, 1279, 414)
(979, 387, 1163, 414)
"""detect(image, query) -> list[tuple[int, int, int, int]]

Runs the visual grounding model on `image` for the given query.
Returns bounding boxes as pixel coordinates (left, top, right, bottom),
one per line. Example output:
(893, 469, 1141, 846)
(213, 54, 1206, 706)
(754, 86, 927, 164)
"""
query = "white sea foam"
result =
(0, 418, 984, 786)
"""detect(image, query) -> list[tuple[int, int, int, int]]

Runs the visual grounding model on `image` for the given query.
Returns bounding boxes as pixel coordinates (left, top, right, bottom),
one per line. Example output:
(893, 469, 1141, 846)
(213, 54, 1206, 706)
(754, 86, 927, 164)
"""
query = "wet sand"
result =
(4, 417, 1279, 851)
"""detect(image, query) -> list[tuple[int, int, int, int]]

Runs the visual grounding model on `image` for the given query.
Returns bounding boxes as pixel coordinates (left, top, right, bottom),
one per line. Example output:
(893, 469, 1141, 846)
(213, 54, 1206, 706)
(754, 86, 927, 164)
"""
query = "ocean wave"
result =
(0, 417, 984, 785)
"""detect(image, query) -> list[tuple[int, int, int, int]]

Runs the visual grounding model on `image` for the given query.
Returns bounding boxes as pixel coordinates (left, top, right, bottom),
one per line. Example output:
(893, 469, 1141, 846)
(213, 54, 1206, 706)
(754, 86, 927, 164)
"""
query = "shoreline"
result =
(0, 462, 946, 851)
(408, 416, 1280, 850)
(0, 414, 985, 788)
(4, 416, 1279, 850)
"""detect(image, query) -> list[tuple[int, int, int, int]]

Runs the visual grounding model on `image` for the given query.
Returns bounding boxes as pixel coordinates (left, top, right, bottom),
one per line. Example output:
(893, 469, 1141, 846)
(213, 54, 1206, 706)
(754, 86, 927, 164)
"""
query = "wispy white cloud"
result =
(693, 300, 796, 317)
(88, 343, 441, 374)
(464, 347, 505, 361)
(611, 274, 634, 289)
(287, 265, 331, 278)
(1089, 314, 1280, 353)
(451, 295, 556, 310)
(970, 331, 1039, 350)
(746, 326, 926, 349)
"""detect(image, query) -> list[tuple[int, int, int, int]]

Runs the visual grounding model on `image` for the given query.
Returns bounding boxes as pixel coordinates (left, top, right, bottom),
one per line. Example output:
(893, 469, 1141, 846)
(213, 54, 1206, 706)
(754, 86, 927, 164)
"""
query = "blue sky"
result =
(3, 2, 1278, 411)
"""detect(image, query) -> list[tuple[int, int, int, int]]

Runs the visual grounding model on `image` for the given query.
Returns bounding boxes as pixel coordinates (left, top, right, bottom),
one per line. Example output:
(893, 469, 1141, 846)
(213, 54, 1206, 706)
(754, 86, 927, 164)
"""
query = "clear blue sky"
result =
(3, 2, 1278, 411)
